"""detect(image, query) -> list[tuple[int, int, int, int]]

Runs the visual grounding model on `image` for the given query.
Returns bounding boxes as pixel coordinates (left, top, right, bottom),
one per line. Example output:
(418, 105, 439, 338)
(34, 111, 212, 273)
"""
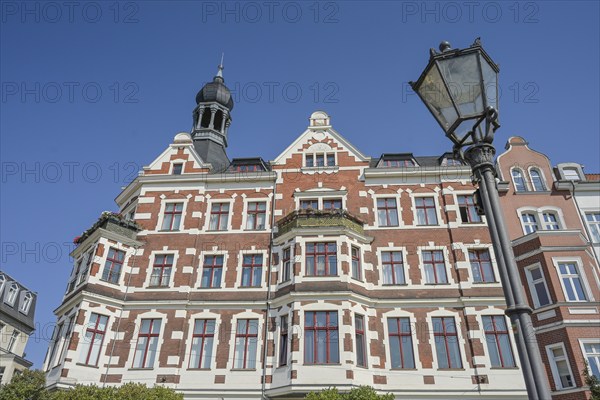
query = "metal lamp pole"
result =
(410, 40, 552, 400)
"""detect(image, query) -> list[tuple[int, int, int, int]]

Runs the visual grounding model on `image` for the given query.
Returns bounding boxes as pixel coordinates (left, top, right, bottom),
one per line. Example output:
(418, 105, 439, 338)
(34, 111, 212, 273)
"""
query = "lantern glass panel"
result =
(437, 53, 484, 119)
(415, 63, 458, 131)
(480, 56, 498, 111)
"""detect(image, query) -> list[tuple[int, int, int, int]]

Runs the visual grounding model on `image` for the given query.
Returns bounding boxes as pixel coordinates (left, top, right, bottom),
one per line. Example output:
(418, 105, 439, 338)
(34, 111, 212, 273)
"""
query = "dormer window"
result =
(443, 157, 463, 166)
(20, 292, 32, 314)
(234, 164, 261, 172)
(0, 274, 5, 294)
(377, 154, 418, 168)
(172, 163, 183, 175)
(306, 153, 336, 167)
(563, 167, 580, 181)
(4, 282, 19, 306)
(229, 158, 267, 173)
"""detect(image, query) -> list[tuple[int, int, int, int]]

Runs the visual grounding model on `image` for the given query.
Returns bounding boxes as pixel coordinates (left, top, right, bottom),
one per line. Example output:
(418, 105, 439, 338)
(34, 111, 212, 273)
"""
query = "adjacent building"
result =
(496, 136, 600, 400)
(43, 68, 529, 398)
(0, 272, 37, 385)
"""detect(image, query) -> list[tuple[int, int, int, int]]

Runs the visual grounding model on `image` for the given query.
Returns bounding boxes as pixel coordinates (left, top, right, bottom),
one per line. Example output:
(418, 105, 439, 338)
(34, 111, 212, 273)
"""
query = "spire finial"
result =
(216, 53, 224, 78)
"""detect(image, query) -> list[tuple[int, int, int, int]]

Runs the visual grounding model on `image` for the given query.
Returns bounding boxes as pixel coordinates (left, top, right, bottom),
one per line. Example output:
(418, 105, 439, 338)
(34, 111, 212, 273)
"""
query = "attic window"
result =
(20, 292, 32, 314)
(233, 164, 263, 172)
(306, 153, 336, 167)
(4, 283, 18, 306)
(172, 163, 183, 175)
(443, 157, 463, 166)
(563, 167, 580, 181)
(378, 157, 417, 168)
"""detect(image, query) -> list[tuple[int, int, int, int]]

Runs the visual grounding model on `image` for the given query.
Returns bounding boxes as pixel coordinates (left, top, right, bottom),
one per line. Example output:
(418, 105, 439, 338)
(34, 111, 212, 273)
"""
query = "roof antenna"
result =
(216, 53, 224, 78)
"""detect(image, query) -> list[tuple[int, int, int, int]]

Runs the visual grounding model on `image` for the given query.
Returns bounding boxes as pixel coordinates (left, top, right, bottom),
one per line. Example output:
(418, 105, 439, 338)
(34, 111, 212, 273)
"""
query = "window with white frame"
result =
(161, 202, 183, 231)
(387, 317, 415, 368)
(78, 249, 94, 285)
(101, 248, 125, 284)
(189, 319, 215, 369)
(542, 212, 560, 230)
(458, 195, 482, 223)
(415, 197, 438, 225)
(208, 202, 230, 231)
(200, 255, 223, 288)
(234, 319, 259, 369)
(351, 246, 362, 280)
(547, 344, 574, 389)
(133, 319, 161, 368)
(0, 274, 5, 294)
(78, 313, 108, 366)
(525, 265, 552, 308)
(521, 213, 538, 234)
(304, 311, 339, 364)
(482, 315, 515, 368)
(382, 251, 405, 285)
(432, 316, 462, 369)
(279, 316, 289, 367)
(172, 163, 183, 175)
(563, 167, 580, 181)
(355, 315, 367, 367)
(4, 283, 18, 305)
(422, 250, 447, 284)
(305, 152, 335, 167)
(586, 212, 600, 243)
(241, 254, 263, 287)
(529, 168, 546, 191)
(557, 262, 587, 301)
(7, 330, 19, 352)
(47, 323, 63, 369)
(246, 201, 267, 230)
(512, 168, 528, 192)
(305, 243, 337, 276)
(582, 341, 600, 380)
(150, 254, 174, 287)
(20, 292, 33, 314)
(282, 247, 292, 282)
(300, 199, 318, 210)
(469, 249, 495, 283)
(377, 198, 399, 227)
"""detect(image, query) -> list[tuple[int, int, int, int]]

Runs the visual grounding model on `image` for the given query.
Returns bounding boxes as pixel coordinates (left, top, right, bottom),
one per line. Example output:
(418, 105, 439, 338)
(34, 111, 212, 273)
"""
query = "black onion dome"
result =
(195, 75, 234, 110)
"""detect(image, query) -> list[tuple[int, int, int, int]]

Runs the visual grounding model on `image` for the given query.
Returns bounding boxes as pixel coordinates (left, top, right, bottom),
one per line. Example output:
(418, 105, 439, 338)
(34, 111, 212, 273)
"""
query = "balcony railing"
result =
(276, 209, 365, 237)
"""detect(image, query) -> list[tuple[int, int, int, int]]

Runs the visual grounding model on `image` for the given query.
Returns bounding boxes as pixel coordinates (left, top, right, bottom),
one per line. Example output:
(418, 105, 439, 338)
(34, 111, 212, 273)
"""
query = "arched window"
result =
(4, 283, 19, 306)
(530, 168, 546, 191)
(512, 169, 528, 192)
(20, 292, 32, 314)
(521, 213, 538, 234)
(213, 110, 224, 132)
(200, 109, 212, 128)
(542, 212, 560, 230)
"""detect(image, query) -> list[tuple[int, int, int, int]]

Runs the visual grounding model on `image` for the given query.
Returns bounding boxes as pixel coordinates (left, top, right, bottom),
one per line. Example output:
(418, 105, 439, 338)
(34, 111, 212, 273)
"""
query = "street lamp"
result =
(410, 39, 552, 400)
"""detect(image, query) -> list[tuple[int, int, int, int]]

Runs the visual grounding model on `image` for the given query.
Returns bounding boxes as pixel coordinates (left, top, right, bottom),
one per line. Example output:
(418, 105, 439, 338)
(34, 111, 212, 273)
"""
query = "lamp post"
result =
(410, 39, 552, 400)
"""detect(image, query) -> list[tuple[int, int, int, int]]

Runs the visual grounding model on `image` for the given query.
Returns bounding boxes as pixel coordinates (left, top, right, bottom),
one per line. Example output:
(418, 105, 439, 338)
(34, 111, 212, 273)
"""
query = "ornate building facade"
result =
(0, 272, 37, 384)
(43, 68, 529, 399)
(496, 137, 600, 400)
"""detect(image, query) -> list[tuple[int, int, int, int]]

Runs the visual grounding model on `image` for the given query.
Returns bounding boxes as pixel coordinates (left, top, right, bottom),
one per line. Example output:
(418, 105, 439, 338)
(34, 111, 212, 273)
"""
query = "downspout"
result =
(261, 171, 278, 400)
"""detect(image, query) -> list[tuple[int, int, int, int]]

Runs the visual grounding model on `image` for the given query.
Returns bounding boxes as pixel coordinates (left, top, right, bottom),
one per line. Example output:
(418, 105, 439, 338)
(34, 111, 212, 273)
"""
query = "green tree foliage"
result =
(0, 370, 50, 400)
(306, 386, 394, 400)
(0, 372, 183, 400)
(584, 362, 600, 400)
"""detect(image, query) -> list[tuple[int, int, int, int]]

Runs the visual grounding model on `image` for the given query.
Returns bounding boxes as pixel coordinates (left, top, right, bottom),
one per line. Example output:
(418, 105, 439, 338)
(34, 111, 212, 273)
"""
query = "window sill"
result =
(304, 275, 339, 278)
(158, 229, 180, 233)
(490, 366, 519, 370)
(437, 368, 465, 371)
(230, 368, 257, 372)
(472, 282, 499, 285)
(245, 228, 267, 232)
(206, 229, 229, 232)
(390, 367, 417, 371)
(424, 283, 451, 286)
(128, 367, 154, 371)
(76, 363, 99, 369)
(147, 285, 171, 289)
(239, 286, 263, 289)
(382, 283, 408, 287)
(187, 368, 211, 371)
(303, 363, 342, 366)
(197, 286, 222, 290)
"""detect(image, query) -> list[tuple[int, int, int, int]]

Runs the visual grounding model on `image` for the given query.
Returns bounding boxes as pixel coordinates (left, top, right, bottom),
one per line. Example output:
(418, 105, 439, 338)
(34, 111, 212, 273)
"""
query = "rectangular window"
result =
(133, 319, 161, 369)
(161, 202, 183, 231)
(583, 342, 600, 380)
(377, 198, 399, 227)
(382, 251, 405, 285)
(416, 197, 438, 225)
(423, 250, 447, 284)
(78, 249, 94, 285)
(78, 313, 108, 366)
(282, 248, 291, 282)
(326, 154, 336, 166)
(521, 213, 538, 234)
(201, 255, 223, 288)
(525, 266, 552, 308)
(241, 254, 263, 287)
(305, 154, 314, 167)
(101, 248, 125, 284)
(234, 319, 259, 369)
(355, 315, 367, 367)
(150, 254, 173, 287)
(482, 315, 515, 368)
(304, 311, 339, 364)
(547, 344, 574, 389)
(316, 154, 325, 167)
(586, 212, 600, 242)
(388, 317, 414, 369)
(542, 212, 560, 230)
(279, 316, 288, 367)
(558, 262, 587, 301)
(189, 319, 215, 369)
(305, 243, 337, 276)
(209, 203, 230, 231)
(7, 331, 19, 352)
(47, 323, 63, 368)
(57, 316, 74, 363)
(300, 199, 318, 210)
(246, 202, 267, 230)
(469, 249, 495, 283)
(381, 159, 415, 167)
(172, 163, 183, 175)
(351, 246, 362, 280)
(433, 317, 462, 369)
(0, 367, 4, 383)
(458, 195, 481, 223)
(323, 198, 342, 210)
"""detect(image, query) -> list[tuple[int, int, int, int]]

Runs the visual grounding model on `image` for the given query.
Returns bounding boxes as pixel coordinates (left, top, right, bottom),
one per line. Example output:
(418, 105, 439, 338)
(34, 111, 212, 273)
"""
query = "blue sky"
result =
(1, 1, 598, 368)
